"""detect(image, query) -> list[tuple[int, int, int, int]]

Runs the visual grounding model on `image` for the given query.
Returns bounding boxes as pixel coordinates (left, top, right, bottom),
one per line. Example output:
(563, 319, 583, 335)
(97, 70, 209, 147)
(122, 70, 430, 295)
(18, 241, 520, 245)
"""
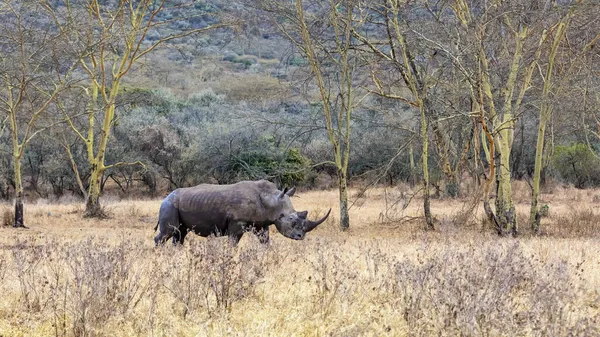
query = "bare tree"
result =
(253, 0, 365, 230)
(0, 0, 76, 227)
(45, 0, 231, 217)
(352, 0, 453, 230)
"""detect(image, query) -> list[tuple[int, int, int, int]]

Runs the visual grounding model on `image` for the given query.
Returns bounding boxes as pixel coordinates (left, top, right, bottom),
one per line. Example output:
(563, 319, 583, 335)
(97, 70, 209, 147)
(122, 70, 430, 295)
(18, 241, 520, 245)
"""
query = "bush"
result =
(551, 144, 600, 188)
(2, 207, 13, 227)
(228, 144, 312, 187)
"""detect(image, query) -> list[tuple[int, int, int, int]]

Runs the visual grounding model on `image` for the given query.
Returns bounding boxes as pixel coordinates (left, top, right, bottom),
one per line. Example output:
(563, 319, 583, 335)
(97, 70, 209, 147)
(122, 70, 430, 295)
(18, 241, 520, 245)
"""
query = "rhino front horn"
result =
(304, 208, 331, 232)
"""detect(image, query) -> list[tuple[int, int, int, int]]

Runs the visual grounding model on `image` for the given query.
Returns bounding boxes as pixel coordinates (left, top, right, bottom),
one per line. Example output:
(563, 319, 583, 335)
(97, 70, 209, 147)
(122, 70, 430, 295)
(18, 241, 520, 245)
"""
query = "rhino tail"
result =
(154, 220, 159, 232)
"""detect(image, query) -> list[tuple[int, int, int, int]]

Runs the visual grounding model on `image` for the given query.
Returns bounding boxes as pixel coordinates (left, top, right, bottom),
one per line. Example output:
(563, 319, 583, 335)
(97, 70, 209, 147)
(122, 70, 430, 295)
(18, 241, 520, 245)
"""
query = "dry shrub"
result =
(512, 180, 531, 204)
(9, 236, 156, 336)
(11, 240, 45, 312)
(450, 189, 484, 230)
(2, 206, 14, 227)
(162, 236, 268, 318)
(305, 238, 360, 319)
(540, 177, 560, 194)
(388, 240, 595, 336)
(212, 74, 291, 103)
(1, 194, 599, 336)
(548, 207, 600, 238)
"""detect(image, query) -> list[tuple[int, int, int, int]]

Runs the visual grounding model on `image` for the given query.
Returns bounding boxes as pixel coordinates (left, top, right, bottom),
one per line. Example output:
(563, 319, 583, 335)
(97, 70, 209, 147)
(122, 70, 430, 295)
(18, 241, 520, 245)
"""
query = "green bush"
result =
(230, 144, 311, 187)
(551, 144, 600, 188)
(231, 55, 258, 69)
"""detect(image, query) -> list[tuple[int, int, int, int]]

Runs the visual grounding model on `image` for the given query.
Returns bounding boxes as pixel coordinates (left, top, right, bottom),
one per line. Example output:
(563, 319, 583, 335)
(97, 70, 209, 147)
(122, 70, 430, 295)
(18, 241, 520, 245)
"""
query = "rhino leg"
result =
(227, 221, 245, 246)
(172, 226, 189, 245)
(256, 227, 270, 244)
(228, 232, 243, 246)
(154, 199, 179, 246)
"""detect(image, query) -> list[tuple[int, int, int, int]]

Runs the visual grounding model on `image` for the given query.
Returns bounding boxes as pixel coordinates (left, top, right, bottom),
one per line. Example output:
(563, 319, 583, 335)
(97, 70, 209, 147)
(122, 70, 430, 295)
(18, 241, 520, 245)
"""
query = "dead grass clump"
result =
(305, 239, 360, 319)
(8, 236, 156, 336)
(2, 207, 14, 227)
(11, 238, 49, 312)
(212, 74, 291, 103)
(162, 236, 268, 318)
(389, 240, 595, 336)
(548, 207, 600, 238)
(512, 180, 532, 203)
(83, 204, 112, 220)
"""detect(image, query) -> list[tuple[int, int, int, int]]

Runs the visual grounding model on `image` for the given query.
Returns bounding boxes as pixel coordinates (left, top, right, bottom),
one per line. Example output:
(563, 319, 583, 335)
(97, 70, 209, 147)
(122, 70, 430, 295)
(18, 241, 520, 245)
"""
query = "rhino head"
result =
(265, 187, 331, 240)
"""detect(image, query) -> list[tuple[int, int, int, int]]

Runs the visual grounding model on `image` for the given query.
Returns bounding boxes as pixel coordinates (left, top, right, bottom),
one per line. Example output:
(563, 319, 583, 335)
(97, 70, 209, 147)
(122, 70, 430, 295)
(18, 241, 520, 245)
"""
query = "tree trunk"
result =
(14, 191, 24, 228)
(496, 131, 517, 236)
(13, 156, 25, 228)
(85, 162, 105, 218)
(420, 105, 434, 230)
(529, 116, 548, 234)
(83, 81, 117, 218)
(530, 20, 567, 234)
(409, 136, 416, 187)
(338, 170, 350, 231)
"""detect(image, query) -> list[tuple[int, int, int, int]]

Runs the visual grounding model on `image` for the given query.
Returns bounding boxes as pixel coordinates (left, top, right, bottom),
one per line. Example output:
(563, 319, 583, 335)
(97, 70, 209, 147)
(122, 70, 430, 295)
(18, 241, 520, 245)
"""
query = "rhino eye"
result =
(279, 213, 284, 219)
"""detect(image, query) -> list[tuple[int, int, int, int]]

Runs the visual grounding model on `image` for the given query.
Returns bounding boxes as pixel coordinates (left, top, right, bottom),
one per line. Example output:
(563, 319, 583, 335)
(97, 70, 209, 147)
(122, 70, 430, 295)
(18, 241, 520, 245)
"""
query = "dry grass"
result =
(0, 184, 599, 337)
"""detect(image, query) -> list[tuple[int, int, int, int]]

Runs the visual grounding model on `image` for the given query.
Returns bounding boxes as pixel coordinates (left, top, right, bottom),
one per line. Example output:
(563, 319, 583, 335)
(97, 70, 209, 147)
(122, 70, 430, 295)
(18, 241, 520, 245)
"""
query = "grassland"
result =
(0, 183, 599, 336)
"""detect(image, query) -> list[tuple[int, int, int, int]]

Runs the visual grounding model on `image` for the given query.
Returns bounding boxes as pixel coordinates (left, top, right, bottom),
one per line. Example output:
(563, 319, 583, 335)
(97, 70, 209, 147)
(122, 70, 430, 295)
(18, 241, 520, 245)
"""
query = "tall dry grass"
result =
(0, 184, 598, 336)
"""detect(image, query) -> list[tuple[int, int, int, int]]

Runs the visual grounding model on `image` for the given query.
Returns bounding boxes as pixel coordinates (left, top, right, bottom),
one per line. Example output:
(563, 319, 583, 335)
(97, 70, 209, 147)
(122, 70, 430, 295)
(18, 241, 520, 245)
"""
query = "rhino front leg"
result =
(226, 221, 246, 246)
(256, 227, 270, 244)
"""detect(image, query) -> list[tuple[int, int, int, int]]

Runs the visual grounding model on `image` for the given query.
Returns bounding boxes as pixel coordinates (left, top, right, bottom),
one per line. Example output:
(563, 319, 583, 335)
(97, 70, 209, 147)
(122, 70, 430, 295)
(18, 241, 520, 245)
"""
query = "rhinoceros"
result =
(154, 180, 331, 246)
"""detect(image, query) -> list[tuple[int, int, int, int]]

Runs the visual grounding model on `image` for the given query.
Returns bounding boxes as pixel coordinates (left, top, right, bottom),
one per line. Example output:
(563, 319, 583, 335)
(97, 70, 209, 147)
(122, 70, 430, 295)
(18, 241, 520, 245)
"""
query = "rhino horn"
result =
(304, 208, 331, 232)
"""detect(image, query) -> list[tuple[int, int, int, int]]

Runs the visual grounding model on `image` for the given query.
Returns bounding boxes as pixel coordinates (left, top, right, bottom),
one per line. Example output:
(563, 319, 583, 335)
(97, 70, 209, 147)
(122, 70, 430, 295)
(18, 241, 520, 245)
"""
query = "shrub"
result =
(2, 207, 13, 227)
(232, 55, 258, 68)
(551, 144, 600, 188)
(228, 144, 312, 187)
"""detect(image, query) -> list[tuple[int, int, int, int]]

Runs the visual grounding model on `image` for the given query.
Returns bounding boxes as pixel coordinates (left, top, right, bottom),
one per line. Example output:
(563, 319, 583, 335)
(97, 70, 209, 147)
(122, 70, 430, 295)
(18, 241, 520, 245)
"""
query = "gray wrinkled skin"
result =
(154, 180, 330, 246)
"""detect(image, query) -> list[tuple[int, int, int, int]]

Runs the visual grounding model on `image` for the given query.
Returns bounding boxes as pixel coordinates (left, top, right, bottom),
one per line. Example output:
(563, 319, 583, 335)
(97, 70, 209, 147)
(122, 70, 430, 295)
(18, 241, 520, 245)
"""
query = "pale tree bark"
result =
(409, 132, 416, 187)
(292, 0, 357, 230)
(448, 0, 548, 236)
(45, 0, 230, 217)
(478, 23, 526, 236)
(529, 19, 570, 234)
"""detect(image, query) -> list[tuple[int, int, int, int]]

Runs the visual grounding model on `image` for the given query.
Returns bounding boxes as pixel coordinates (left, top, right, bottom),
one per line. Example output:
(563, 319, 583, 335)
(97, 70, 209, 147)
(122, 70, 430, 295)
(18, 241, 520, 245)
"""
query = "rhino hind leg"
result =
(172, 226, 189, 245)
(154, 200, 179, 246)
(228, 232, 244, 246)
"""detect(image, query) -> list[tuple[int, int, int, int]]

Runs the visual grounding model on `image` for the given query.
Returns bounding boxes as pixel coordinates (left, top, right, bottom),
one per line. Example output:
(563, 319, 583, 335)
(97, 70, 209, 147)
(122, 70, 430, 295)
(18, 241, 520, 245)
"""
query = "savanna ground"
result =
(0, 182, 599, 337)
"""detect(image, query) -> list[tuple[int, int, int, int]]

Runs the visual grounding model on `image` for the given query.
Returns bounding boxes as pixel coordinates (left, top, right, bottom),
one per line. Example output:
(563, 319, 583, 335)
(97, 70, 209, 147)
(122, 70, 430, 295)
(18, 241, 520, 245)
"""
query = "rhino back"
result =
(175, 181, 276, 232)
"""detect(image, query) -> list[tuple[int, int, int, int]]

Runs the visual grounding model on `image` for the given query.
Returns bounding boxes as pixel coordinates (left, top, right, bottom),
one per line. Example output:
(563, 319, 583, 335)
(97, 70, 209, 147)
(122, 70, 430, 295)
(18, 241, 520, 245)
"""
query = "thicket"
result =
(1, 0, 600, 205)
(4, 83, 600, 200)
(0, 86, 428, 199)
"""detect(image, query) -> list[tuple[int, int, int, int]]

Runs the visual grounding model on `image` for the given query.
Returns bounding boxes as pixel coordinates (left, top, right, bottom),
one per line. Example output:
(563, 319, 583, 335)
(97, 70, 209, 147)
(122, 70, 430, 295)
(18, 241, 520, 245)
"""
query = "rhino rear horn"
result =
(304, 208, 331, 232)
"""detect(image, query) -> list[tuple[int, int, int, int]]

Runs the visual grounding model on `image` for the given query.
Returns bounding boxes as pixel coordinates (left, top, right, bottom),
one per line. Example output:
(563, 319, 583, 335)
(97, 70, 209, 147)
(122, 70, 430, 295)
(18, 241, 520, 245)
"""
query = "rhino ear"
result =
(286, 187, 296, 197)
(277, 187, 289, 200)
